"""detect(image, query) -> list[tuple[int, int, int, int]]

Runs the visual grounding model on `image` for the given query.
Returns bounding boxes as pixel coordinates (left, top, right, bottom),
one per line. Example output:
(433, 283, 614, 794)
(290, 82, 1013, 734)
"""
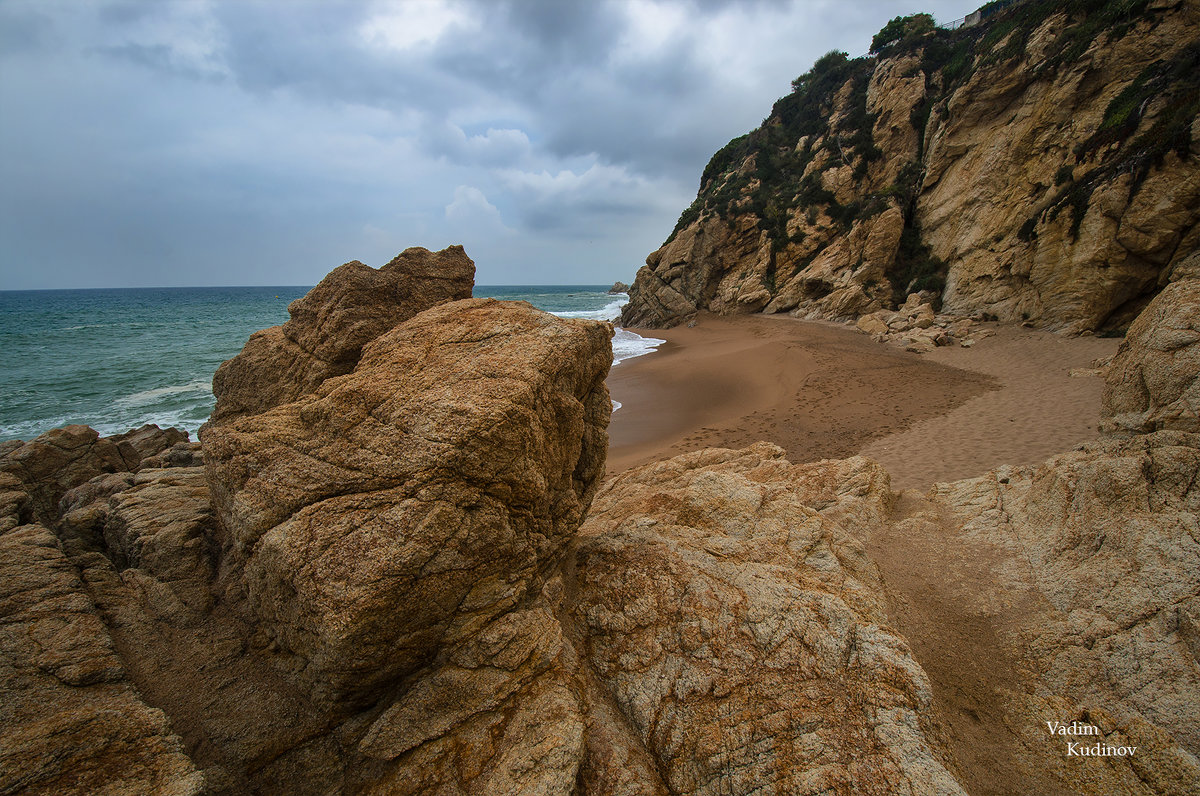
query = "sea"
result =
(0, 286, 663, 443)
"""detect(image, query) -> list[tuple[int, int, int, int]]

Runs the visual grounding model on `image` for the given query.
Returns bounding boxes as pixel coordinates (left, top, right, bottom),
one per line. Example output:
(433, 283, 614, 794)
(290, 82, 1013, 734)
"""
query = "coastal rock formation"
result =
(8, 220, 1200, 796)
(881, 430, 1200, 794)
(0, 425, 207, 795)
(208, 245, 474, 424)
(1102, 277, 1200, 433)
(623, 0, 1200, 331)
(569, 444, 966, 795)
(0, 523, 204, 795)
(0, 423, 187, 526)
(202, 298, 613, 706)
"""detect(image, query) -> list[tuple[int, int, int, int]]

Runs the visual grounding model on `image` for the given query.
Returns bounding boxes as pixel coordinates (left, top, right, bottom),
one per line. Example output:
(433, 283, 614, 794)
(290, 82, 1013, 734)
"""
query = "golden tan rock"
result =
(1102, 277, 1200, 433)
(202, 298, 613, 707)
(920, 4, 1200, 331)
(0, 523, 203, 796)
(1, 425, 139, 525)
(624, 3, 1200, 332)
(892, 431, 1200, 793)
(568, 444, 966, 796)
(208, 245, 474, 423)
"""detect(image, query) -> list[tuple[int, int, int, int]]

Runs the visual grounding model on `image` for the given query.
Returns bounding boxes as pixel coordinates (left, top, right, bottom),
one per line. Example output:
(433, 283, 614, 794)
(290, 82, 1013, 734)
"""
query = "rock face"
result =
(920, 3, 1200, 332)
(208, 245, 474, 423)
(0, 426, 205, 796)
(570, 444, 966, 795)
(202, 297, 613, 707)
(0, 524, 204, 796)
(890, 431, 1200, 794)
(0, 250, 619, 795)
(1102, 277, 1200, 433)
(623, 0, 1200, 331)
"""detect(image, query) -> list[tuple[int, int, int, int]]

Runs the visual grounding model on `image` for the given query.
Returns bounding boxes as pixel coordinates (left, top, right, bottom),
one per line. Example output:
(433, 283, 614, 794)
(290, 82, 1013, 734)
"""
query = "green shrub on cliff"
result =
(870, 13, 936, 54)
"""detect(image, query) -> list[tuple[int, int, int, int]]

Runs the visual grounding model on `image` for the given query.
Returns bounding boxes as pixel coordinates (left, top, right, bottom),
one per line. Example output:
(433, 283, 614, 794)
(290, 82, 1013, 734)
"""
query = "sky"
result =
(0, 0, 983, 289)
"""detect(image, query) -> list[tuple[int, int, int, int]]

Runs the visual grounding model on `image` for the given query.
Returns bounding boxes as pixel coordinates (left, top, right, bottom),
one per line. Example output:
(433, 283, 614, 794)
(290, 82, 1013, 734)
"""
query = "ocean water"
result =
(0, 285, 661, 443)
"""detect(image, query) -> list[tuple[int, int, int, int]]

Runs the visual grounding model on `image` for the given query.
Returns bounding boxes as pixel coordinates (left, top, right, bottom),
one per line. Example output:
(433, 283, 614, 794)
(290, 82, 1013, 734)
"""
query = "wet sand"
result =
(607, 313, 1118, 488)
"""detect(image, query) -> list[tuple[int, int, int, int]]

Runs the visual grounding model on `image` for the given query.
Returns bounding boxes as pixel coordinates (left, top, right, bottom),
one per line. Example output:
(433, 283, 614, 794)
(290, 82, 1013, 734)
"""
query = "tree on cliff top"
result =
(869, 13, 936, 54)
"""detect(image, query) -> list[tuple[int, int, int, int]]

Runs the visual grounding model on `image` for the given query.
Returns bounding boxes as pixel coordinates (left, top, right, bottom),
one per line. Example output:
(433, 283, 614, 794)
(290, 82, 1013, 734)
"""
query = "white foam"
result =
(550, 297, 627, 323)
(116, 380, 212, 407)
(551, 293, 662, 366)
(611, 327, 664, 365)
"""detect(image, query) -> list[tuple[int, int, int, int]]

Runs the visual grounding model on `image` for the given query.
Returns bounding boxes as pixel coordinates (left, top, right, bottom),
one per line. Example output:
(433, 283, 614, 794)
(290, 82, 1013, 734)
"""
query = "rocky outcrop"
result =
(892, 431, 1200, 794)
(0, 523, 204, 796)
(0, 423, 188, 526)
(8, 232, 1199, 796)
(0, 432, 207, 796)
(854, 291, 993, 352)
(569, 444, 966, 795)
(202, 297, 613, 707)
(608, 281, 631, 294)
(920, 2, 1200, 332)
(0, 250, 620, 795)
(623, 0, 1200, 331)
(1102, 277, 1200, 433)
(208, 245, 474, 424)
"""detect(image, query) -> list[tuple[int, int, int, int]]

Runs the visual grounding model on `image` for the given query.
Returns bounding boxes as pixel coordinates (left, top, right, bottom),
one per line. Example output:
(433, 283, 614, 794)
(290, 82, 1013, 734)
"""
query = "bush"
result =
(871, 13, 936, 54)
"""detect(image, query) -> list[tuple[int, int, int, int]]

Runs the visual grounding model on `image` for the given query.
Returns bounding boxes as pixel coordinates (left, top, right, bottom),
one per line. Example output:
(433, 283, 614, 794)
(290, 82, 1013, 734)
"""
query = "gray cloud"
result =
(0, 0, 985, 289)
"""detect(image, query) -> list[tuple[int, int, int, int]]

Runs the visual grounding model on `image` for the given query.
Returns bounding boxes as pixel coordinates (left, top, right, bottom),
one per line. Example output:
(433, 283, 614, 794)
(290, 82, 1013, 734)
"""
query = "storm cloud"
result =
(0, 0, 982, 288)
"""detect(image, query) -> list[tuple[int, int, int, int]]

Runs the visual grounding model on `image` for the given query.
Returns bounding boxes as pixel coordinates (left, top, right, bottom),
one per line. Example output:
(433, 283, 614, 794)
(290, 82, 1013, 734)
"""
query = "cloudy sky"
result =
(0, 0, 981, 289)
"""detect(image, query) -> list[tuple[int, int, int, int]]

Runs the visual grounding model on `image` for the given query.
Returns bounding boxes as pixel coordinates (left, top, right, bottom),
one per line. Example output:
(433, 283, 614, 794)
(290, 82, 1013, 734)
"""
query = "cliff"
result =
(622, 0, 1200, 331)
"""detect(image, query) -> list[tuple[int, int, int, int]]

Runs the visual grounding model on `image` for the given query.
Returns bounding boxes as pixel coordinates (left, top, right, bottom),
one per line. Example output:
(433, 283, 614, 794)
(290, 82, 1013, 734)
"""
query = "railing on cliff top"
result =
(855, 0, 1025, 58)
(941, 0, 1023, 31)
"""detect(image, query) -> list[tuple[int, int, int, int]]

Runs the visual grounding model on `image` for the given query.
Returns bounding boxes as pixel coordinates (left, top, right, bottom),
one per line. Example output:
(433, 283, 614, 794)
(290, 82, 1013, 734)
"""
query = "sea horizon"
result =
(0, 284, 659, 443)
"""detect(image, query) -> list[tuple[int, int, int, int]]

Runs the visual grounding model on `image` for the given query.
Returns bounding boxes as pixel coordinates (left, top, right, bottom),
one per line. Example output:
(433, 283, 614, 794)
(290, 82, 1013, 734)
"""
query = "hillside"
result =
(622, 0, 1200, 332)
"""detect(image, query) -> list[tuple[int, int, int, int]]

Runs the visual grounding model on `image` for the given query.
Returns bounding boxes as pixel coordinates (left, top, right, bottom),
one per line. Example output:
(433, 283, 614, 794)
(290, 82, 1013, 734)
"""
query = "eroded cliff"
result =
(623, 0, 1200, 332)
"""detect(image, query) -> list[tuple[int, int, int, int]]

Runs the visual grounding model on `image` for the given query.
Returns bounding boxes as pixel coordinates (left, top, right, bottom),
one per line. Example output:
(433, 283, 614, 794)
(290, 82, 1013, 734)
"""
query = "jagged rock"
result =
(139, 441, 204, 469)
(202, 297, 613, 707)
(1102, 278, 1200, 433)
(208, 246, 475, 424)
(0, 426, 138, 525)
(0, 425, 191, 529)
(907, 431, 1200, 790)
(0, 522, 203, 795)
(358, 584, 589, 796)
(920, 4, 1200, 331)
(857, 313, 890, 336)
(623, 3, 1200, 332)
(608, 281, 631, 294)
(568, 444, 966, 796)
(109, 424, 190, 465)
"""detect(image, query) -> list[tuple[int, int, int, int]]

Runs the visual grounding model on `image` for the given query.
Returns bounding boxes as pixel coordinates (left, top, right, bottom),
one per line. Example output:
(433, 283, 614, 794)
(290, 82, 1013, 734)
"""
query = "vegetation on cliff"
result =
(627, 0, 1198, 330)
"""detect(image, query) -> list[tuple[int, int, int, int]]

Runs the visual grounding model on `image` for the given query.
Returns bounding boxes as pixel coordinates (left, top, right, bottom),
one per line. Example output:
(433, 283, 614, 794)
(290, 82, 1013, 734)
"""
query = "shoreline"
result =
(607, 313, 1119, 488)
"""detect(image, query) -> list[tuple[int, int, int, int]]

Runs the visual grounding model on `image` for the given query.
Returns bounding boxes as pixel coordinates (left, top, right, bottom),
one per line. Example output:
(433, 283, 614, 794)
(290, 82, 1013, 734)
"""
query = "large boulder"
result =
(568, 444, 966, 796)
(202, 297, 613, 707)
(208, 246, 475, 424)
(1102, 278, 1200, 434)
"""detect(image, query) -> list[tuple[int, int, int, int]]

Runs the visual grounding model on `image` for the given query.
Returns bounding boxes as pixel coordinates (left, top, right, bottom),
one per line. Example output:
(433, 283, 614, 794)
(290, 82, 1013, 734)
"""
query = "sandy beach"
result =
(609, 313, 1120, 488)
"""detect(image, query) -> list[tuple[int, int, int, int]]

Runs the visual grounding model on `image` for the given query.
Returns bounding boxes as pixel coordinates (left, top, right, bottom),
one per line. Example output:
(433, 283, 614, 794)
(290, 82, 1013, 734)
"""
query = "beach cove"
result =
(608, 312, 1119, 488)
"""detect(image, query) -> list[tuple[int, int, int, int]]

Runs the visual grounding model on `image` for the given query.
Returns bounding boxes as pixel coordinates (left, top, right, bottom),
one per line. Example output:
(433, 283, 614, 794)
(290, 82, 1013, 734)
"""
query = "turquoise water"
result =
(0, 285, 654, 442)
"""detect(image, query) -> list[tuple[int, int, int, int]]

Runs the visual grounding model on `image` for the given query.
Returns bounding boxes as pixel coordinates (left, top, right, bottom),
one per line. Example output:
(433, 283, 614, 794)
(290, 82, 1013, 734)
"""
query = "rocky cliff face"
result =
(623, 0, 1200, 331)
